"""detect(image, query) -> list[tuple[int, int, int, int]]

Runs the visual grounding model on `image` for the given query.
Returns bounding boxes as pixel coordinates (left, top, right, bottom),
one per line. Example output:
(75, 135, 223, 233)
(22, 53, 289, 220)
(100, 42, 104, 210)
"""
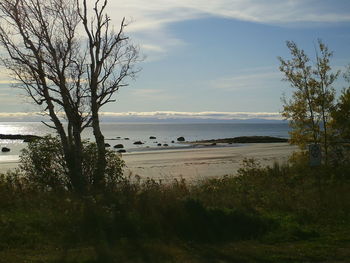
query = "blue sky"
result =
(0, 0, 349, 121)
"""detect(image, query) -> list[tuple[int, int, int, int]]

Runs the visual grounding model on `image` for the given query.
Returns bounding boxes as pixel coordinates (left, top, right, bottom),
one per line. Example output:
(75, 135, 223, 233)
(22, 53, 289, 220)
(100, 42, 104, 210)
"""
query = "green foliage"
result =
(19, 136, 125, 191)
(329, 67, 350, 164)
(332, 87, 350, 140)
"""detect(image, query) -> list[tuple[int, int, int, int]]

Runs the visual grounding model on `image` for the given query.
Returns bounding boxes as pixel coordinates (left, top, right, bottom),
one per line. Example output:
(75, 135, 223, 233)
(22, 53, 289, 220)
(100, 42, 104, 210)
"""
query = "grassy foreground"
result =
(1, 158, 350, 262)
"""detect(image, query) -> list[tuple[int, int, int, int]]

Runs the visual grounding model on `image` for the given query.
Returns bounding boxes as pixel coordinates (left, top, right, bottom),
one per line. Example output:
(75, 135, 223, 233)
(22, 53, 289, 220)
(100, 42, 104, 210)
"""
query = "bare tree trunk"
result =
(45, 100, 86, 193)
(91, 94, 107, 190)
(72, 128, 85, 193)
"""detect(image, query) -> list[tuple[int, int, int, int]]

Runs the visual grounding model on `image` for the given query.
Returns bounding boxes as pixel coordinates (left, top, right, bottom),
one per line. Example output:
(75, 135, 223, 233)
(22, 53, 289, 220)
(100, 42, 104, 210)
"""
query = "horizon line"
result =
(0, 111, 283, 121)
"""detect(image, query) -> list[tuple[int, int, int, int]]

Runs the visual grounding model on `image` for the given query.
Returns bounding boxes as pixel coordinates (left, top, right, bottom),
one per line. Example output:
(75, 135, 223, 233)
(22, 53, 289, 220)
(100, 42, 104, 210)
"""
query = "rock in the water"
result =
(1, 134, 41, 142)
(117, 149, 126, 153)
(133, 141, 143, 145)
(163, 144, 168, 146)
(124, 138, 130, 140)
(149, 136, 156, 139)
(177, 136, 185, 142)
(105, 143, 111, 147)
(171, 140, 175, 143)
(114, 144, 124, 149)
(1, 147, 10, 152)
(157, 143, 162, 146)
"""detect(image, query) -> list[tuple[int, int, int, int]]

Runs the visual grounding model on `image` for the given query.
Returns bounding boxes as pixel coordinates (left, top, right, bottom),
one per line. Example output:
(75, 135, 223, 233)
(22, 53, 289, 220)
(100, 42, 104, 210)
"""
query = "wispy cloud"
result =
(99, 0, 350, 58)
(210, 67, 282, 90)
(108, 0, 350, 31)
(131, 89, 176, 100)
(0, 68, 16, 84)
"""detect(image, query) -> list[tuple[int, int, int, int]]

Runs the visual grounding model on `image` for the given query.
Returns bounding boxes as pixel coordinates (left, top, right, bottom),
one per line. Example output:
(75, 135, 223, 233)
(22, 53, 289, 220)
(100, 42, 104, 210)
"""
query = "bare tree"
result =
(0, 0, 139, 193)
(78, 0, 139, 189)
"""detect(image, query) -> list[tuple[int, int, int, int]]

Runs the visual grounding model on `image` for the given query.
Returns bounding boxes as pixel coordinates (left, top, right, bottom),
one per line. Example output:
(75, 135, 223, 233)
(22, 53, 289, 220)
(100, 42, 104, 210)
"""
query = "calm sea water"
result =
(0, 122, 290, 162)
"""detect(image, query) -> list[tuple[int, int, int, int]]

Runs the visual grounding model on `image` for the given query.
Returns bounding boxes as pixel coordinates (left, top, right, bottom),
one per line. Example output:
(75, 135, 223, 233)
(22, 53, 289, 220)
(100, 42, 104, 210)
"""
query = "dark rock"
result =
(116, 136, 121, 139)
(157, 143, 162, 146)
(211, 143, 217, 146)
(133, 141, 143, 145)
(163, 144, 168, 146)
(0, 134, 41, 141)
(1, 147, 10, 152)
(177, 136, 185, 142)
(149, 136, 156, 139)
(105, 143, 111, 147)
(114, 144, 124, 149)
(124, 138, 130, 140)
(171, 140, 175, 143)
(117, 149, 126, 153)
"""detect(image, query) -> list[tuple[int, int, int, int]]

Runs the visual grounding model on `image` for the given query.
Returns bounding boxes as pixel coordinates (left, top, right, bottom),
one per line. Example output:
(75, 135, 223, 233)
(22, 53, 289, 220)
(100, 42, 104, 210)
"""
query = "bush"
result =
(19, 136, 125, 191)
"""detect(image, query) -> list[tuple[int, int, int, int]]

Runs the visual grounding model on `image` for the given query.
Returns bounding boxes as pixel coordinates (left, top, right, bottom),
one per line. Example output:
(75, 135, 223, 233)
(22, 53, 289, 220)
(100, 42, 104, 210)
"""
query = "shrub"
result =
(19, 136, 125, 191)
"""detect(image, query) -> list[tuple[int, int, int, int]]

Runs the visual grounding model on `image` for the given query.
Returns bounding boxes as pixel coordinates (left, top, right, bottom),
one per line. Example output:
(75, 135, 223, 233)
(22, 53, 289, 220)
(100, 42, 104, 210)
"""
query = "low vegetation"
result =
(1, 146, 350, 262)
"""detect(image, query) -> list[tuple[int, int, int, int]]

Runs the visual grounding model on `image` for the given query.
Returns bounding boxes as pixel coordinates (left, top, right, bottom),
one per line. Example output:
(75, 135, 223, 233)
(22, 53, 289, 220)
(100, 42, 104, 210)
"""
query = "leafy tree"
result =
(331, 67, 350, 162)
(279, 40, 339, 163)
(332, 90, 350, 140)
(332, 67, 350, 140)
(0, 0, 139, 193)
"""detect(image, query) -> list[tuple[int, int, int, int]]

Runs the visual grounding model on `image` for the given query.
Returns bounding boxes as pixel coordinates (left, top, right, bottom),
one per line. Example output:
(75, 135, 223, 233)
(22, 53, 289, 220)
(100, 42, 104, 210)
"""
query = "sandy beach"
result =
(122, 143, 297, 182)
(0, 143, 297, 182)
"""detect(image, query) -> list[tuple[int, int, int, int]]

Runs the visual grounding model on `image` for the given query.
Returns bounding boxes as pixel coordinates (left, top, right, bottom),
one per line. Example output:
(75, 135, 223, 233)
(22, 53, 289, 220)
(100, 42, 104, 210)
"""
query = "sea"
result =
(0, 122, 290, 163)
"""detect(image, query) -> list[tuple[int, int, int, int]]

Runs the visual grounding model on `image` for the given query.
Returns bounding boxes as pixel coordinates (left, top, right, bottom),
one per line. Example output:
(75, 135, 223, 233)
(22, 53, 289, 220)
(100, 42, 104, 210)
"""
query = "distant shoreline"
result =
(0, 134, 288, 142)
(189, 136, 288, 144)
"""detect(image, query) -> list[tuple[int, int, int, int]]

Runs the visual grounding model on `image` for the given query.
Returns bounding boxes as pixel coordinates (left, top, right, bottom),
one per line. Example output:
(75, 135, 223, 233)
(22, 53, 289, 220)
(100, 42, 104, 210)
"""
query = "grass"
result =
(1, 157, 350, 262)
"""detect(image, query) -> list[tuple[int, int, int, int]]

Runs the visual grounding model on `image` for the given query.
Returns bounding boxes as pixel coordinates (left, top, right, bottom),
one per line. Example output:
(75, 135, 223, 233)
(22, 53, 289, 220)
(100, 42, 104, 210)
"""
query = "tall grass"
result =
(1, 157, 350, 262)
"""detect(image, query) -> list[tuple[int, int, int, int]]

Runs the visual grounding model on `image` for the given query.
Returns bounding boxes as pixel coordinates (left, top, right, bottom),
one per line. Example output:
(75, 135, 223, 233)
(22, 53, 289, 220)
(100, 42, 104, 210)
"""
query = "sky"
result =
(0, 0, 349, 121)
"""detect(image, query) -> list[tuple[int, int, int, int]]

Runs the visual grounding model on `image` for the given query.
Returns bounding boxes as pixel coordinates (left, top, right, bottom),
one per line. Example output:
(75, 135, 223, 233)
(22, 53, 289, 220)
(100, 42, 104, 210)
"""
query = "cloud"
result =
(0, 111, 282, 121)
(131, 89, 176, 100)
(97, 0, 350, 59)
(106, 0, 350, 31)
(99, 111, 283, 120)
(0, 67, 16, 84)
(210, 67, 282, 90)
(2, 1, 348, 64)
